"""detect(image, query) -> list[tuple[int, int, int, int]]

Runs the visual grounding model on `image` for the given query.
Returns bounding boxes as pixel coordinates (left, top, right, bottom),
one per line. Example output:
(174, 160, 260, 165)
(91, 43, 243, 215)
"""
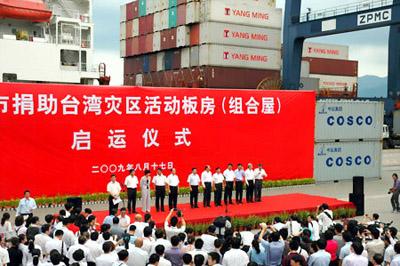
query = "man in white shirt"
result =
(154, 245, 172, 266)
(59, 218, 76, 249)
(128, 238, 149, 266)
(130, 214, 148, 238)
(222, 237, 249, 266)
(85, 232, 103, 259)
(0, 235, 9, 266)
(112, 250, 129, 266)
(45, 230, 67, 257)
(150, 229, 172, 255)
(167, 168, 180, 210)
(153, 168, 168, 212)
(164, 209, 186, 241)
(244, 163, 255, 203)
(142, 227, 155, 254)
(200, 225, 218, 253)
(117, 208, 130, 230)
(124, 169, 138, 214)
(342, 242, 368, 266)
(213, 168, 224, 207)
(189, 239, 209, 265)
(234, 164, 246, 204)
(34, 224, 52, 252)
(67, 236, 95, 264)
(16, 190, 37, 217)
(223, 164, 235, 205)
(391, 243, 400, 266)
(107, 174, 122, 215)
(201, 165, 213, 208)
(254, 164, 267, 202)
(187, 168, 200, 208)
(95, 241, 119, 266)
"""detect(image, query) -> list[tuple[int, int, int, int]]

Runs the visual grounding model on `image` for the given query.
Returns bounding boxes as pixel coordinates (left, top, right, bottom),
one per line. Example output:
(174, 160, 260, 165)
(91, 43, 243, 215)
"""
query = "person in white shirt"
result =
(187, 168, 201, 209)
(95, 241, 118, 266)
(307, 215, 320, 241)
(117, 208, 130, 230)
(45, 230, 67, 258)
(201, 165, 213, 208)
(239, 226, 255, 248)
(0, 213, 13, 241)
(59, 219, 76, 249)
(316, 204, 334, 233)
(124, 169, 138, 214)
(208, 252, 222, 266)
(213, 168, 224, 207)
(189, 239, 209, 265)
(391, 243, 400, 266)
(142, 227, 155, 254)
(16, 190, 37, 217)
(200, 226, 218, 253)
(130, 214, 148, 238)
(0, 235, 9, 266)
(244, 163, 255, 203)
(153, 168, 168, 212)
(34, 224, 52, 254)
(167, 168, 180, 210)
(154, 245, 172, 266)
(127, 238, 148, 266)
(223, 164, 235, 205)
(85, 232, 103, 259)
(107, 174, 122, 215)
(112, 250, 129, 266)
(342, 241, 368, 266)
(67, 236, 94, 264)
(150, 230, 172, 255)
(222, 237, 249, 266)
(148, 254, 161, 266)
(254, 164, 267, 202)
(164, 209, 186, 241)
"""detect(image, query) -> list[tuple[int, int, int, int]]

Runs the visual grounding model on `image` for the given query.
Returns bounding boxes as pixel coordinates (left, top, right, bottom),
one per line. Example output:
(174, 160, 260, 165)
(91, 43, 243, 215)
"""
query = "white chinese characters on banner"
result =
(105, 96, 122, 115)
(91, 161, 174, 174)
(13, 93, 34, 115)
(108, 129, 127, 149)
(175, 128, 192, 146)
(262, 97, 275, 114)
(200, 97, 215, 115)
(83, 95, 102, 115)
(61, 95, 80, 115)
(38, 94, 57, 115)
(228, 97, 244, 115)
(182, 96, 198, 115)
(0, 96, 9, 113)
(126, 96, 141, 114)
(246, 97, 260, 115)
(71, 130, 91, 151)
(164, 96, 180, 115)
(142, 128, 160, 148)
(145, 96, 162, 115)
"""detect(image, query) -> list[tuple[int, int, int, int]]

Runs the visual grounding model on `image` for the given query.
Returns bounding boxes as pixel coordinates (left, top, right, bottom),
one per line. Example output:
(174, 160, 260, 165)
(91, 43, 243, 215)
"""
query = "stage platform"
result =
(93, 193, 353, 227)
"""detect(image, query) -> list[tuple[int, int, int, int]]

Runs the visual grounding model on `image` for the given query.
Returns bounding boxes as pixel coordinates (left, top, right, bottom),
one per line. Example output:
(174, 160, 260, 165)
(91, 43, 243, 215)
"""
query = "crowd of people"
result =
(0, 200, 399, 266)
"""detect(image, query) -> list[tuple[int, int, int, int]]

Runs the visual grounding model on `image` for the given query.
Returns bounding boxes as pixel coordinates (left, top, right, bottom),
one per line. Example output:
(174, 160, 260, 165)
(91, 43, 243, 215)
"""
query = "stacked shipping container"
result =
(314, 100, 384, 182)
(301, 42, 358, 94)
(120, 0, 281, 89)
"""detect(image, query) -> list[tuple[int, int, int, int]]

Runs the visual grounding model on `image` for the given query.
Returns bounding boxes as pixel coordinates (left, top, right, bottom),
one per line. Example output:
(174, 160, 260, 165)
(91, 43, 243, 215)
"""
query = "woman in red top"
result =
(324, 229, 339, 266)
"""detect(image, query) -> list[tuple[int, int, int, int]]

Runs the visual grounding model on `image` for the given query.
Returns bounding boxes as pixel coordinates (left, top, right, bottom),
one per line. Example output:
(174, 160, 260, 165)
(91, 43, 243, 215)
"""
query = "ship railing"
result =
(81, 63, 98, 73)
(300, 0, 393, 22)
(51, 6, 91, 23)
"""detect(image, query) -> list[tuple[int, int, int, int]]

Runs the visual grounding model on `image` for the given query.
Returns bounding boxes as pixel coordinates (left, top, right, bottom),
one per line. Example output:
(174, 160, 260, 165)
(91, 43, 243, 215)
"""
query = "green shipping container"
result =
(139, 0, 146, 17)
(169, 7, 177, 28)
(169, 0, 178, 8)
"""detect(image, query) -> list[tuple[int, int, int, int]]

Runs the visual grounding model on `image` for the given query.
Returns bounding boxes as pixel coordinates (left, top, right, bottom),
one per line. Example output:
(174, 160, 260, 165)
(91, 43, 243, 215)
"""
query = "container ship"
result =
(0, 0, 99, 84)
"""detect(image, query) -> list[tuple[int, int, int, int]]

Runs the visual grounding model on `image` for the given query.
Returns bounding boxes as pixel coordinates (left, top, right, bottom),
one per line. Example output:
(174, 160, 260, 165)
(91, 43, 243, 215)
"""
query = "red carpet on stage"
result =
(94, 193, 353, 227)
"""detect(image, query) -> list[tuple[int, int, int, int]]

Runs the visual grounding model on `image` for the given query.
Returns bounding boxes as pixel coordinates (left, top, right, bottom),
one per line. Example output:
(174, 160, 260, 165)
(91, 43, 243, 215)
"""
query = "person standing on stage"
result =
(245, 163, 255, 203)
(389, 173, 400, 212)
(201, 165, 213, 208)
(187, 168, 200, 208)
(254, 164, 267, 202)
(223, 164, 235, 205)
(107, 174, 122, 215)
(140, 169, 152, 213)
(153, 168, 167, 212)
(213, 167, 224, 207)
(16, 190, 37, 218)
(167, 168, 180, 210)
(124, 169, 139, 214)
(235, 164, 245, 204)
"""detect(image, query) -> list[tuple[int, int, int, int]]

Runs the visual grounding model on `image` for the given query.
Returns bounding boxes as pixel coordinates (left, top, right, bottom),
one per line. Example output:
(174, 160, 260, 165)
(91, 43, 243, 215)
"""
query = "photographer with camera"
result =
(389, 173, 400, 213)
(164, 209, 186, 241)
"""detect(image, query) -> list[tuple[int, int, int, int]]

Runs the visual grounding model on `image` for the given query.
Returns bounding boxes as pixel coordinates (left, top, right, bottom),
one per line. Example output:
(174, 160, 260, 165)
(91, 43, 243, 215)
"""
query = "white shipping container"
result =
(120, 4, 126, 23)
(181, 47, 190, 68)
(157, 52, 165, 71)
(153, 31, 161, 52)
(199, 22, 281, 49)
(120, 40, 126, 58)
(310, 74, 358, 90)
(314, 141, 382, 182)
(315, 100, 384, 142)
(153, 12, 162, 32)
(136, 74, 143, 86)
(200, 0, 282, 29)
(159, 0, 168, 11)
(301, 60, 310, 77)
(132, 19, 139, 37)
(190, 46, 200, 67)
(186, 2, 200, 24)
(177, 26, 190, 47)
(303, 42, 349, 60)
(120, 22, 126, 40)
(146, 0, 155, 14)
(299, 77, 319, 91)
(199, 44, 281, 70)
(161, 10, 169, 30)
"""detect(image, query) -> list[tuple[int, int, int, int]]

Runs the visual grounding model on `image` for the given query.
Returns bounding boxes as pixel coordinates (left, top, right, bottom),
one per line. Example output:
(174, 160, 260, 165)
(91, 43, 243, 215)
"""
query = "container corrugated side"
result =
(120, 40, 126, 58)
(199, 44, 281, 70)
(393, 110, 400, 136)
(303, 57, 358, 77)
(186, 1, 200, 24)
(315, 100, 384, 142)
(181, 47, 190, 68)
(120, 4, 127, 22)
(314, 141, 382, 182)
(299, 77, 319, 91)
(120, 22, 126, 40)
(300, 60, 310, 77)
(177, 25, 190, 47)
(198, 22, 281, 49)
(310, 74, 358, 90)
(200, 0, 282, 29)
(303, 42, 349, 60)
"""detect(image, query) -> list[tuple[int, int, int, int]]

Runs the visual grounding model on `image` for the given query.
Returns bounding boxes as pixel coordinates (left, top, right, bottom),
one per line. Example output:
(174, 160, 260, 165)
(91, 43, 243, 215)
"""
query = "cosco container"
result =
(310, 74, 358, 90)
(198, 22, 281, 49)
(314, 141, 382, 182)
(315, 100, 384, 142)
(303, 42, 349, 60)
(303, 57, 358, 77)
(200, 0, 282, 29)
(199, 44, 281, 70)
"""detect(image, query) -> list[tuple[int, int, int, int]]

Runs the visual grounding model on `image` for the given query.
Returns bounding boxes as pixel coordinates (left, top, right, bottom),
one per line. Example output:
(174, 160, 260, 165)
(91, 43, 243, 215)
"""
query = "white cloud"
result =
(349, 45, 387, 77)
(93, 50, 123, 86)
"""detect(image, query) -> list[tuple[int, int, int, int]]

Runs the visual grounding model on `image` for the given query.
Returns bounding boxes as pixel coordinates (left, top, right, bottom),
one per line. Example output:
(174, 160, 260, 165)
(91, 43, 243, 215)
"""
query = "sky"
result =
(92, 0, 389, 86)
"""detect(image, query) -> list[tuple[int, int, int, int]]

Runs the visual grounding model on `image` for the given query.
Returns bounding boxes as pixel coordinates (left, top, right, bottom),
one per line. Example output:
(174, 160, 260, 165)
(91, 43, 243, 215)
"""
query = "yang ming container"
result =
(315, 100, 384, 142)
(314, 141, 382, 182)
(303, 42, 349, 60)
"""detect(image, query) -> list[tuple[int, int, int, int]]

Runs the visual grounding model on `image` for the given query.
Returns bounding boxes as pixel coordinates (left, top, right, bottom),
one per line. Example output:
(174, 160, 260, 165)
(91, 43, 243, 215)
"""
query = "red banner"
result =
(0, 83, 315, 200)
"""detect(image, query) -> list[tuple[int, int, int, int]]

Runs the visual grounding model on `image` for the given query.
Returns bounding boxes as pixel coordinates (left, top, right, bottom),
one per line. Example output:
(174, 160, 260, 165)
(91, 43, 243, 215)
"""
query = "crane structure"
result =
(282, 0, 400, 100)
